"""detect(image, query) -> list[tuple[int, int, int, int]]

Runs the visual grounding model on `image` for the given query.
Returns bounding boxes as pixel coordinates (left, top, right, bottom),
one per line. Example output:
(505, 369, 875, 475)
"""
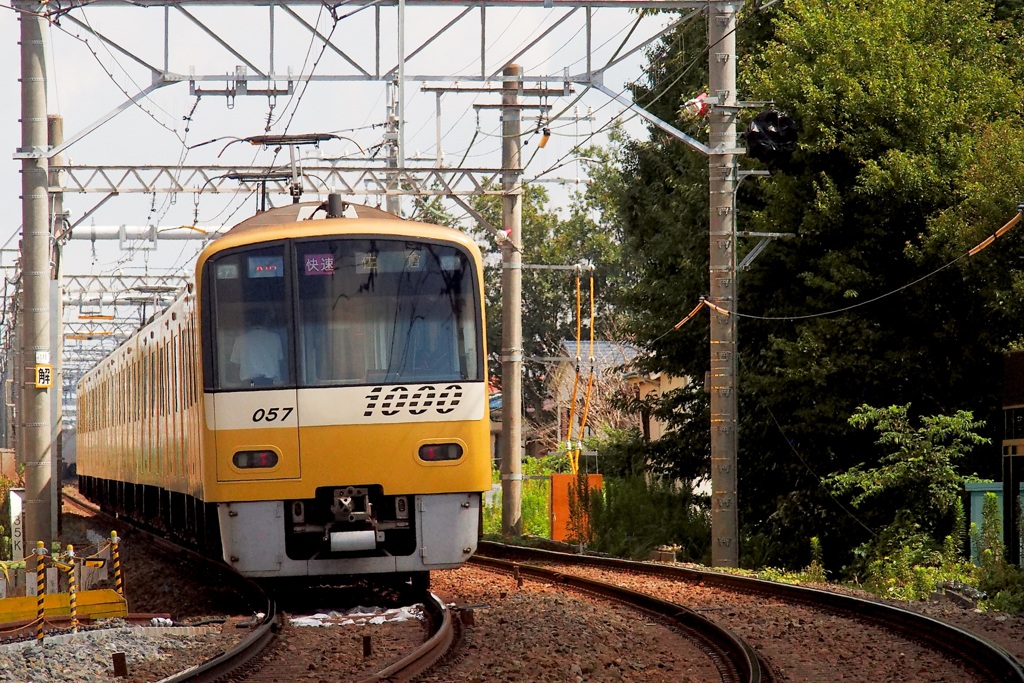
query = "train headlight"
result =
(233, 450, 279, 469)
(418, 443, 463, 462)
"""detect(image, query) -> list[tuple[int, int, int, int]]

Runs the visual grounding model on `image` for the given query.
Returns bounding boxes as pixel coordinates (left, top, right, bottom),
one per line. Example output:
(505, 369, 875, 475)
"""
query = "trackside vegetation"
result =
(466, 0, 1024, 614)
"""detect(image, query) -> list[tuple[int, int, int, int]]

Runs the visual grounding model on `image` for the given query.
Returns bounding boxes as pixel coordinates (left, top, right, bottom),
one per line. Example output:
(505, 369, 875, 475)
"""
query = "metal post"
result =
(708, 1, 739, 567)
(110, 530, 123, 596)
(66, 544, 77, 633)
(18, 0, 54, 553)
(48, 115, 64, 538)
(385, 81, 401, 216)
(34, 540, 46, 645)
(500, 64, 523, 536)
(1003, 454, 1022, 565)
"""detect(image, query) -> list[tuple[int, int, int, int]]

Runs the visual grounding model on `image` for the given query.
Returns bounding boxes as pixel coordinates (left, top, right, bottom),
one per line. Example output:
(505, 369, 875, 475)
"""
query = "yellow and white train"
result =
(76, 199, 491, 583)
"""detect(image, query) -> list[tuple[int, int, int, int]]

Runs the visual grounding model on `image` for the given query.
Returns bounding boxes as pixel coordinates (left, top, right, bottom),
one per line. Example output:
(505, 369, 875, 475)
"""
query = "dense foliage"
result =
(598, 0, 1024, 570)
(469, 185, 627, 451)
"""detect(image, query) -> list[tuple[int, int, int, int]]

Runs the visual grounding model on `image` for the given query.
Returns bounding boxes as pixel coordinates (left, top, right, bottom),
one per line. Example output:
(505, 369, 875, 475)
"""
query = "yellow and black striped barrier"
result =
(34, 542, 45, 645)
(110, 531, 123, 597)
(0, 533, 127, 644)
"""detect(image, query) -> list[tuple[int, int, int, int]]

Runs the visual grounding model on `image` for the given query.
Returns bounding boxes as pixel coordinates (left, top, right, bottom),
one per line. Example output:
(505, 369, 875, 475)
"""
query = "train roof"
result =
(225, 201, 398, 234)
(194, 198, 483, 287)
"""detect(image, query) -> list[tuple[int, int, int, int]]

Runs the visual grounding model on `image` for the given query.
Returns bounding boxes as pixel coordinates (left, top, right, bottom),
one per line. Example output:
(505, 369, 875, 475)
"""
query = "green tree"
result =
(601, 0, 1024, 568)
(826, 404, 987, 543)
(470, 184, 625, 451)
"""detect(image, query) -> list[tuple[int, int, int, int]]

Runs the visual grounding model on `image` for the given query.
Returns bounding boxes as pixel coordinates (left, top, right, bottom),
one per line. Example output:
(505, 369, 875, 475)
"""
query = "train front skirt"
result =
(217, 492, 481, 577)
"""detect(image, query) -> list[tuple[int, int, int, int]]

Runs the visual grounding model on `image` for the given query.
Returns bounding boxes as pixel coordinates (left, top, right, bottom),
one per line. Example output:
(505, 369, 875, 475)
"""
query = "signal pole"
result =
(17, 0, 55, 551)
(385, 80, 402, 216)
(500, 64, 523, 536)
(708, 1, 740, 567)
(49, 114, 66, 534)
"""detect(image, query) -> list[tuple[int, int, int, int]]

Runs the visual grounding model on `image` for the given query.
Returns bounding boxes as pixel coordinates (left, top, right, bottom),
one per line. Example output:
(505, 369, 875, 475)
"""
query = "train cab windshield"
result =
(203, 238, 482, 391)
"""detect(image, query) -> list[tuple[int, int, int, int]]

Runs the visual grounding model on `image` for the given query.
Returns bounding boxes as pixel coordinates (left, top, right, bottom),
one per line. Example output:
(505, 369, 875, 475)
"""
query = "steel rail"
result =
(357, 591, 456, 683)
(62, 490, 280, 683)
(66, 488, 457, 682)
(469, 554, 764, 683)
(477, 541, 1024, 683)
(157, 609, 278, 683)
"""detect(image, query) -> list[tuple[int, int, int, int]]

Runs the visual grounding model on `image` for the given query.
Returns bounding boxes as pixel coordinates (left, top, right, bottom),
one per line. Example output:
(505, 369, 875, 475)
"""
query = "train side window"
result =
(132, 360, 139, 421)
(187, 325, 195, 406)
(158, 346, 165, 416)
(174, 335, 181, 412)
(149, 350, 156, 416)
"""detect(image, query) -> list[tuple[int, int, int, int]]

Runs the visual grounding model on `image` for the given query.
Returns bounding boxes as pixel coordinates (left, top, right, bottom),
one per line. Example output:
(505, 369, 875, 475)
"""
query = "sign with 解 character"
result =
(34, 364, 53, 389)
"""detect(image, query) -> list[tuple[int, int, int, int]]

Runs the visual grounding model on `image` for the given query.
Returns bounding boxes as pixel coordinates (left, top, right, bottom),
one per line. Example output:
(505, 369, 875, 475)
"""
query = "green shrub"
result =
(482, 457, 559, 537)
(805, 536, 827, 583)
(973, 492, 1024, 614)
(587, 476, 710, 562)
(854, 509, 976, 601)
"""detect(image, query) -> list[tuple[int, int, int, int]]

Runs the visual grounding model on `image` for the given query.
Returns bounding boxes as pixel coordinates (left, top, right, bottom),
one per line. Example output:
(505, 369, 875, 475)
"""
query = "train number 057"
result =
(252, 407, 294, 422)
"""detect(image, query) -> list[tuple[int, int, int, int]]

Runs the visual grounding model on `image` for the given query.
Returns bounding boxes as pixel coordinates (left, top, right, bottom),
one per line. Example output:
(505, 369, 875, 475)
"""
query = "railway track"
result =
(62, 489, 461, 682)
(172, 588, 456, 683)
(477, 541, 1024, 683)
(469, 553, 769, 683)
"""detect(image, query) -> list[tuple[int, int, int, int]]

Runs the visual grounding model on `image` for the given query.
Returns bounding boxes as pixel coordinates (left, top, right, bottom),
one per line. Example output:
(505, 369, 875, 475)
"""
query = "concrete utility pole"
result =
(500, 64, 523, 536)
(708, 1, 740, 567)
(17, 0, 55, 551)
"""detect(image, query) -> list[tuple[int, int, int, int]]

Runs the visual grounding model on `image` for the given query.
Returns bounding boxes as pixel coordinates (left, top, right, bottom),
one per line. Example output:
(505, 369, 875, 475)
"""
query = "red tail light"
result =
(418, 443, 463, 462)
(233, 450, 279, 469)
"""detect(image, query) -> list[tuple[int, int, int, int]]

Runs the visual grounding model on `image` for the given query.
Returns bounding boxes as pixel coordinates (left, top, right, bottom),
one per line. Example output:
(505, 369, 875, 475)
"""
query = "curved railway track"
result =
(63, 489, 461, 682)
(477, 541, 1024, 683)
(174, 589, 455, 683)
(469, 553, 768, 683)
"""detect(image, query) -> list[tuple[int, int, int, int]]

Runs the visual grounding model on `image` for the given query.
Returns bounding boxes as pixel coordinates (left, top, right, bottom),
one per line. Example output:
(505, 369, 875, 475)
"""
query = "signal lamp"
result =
(745, 110, 799, 173)
(418, 443, 463, 462)
(233, 450, 279, 469)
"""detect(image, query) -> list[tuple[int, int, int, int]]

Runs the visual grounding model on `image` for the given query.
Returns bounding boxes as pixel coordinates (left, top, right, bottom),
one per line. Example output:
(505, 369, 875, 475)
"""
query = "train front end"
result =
(197, 212, 491, 580)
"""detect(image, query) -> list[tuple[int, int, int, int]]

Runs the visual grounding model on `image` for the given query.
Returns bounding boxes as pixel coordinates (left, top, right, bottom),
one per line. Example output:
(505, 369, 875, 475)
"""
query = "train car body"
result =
(77, 201, 491, 580)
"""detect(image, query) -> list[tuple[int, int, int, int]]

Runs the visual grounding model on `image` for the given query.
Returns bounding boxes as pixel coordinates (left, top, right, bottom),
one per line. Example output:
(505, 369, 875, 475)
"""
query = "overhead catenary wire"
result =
(527, 1, 766, 182)
(50, 9, 186, 144)
(661, 207, 1024, 336)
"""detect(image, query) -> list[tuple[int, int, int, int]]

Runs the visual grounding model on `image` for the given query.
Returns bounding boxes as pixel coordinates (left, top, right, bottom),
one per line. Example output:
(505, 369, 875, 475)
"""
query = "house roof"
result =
(560, 340, 640, 372)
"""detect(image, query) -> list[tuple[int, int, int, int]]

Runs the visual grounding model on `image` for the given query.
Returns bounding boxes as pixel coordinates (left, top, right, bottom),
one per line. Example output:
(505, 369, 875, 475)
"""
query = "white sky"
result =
(0, 2, 700, 415)
(1, 3, 685, 279)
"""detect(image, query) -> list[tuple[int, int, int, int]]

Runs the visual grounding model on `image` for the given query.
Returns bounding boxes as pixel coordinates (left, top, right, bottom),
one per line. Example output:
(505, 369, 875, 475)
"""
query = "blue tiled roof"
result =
(560, 340, 639, 371)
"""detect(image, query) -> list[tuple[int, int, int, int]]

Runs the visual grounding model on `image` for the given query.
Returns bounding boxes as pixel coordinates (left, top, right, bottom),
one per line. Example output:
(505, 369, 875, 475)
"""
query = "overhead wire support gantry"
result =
(15, 0, 743, 563)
